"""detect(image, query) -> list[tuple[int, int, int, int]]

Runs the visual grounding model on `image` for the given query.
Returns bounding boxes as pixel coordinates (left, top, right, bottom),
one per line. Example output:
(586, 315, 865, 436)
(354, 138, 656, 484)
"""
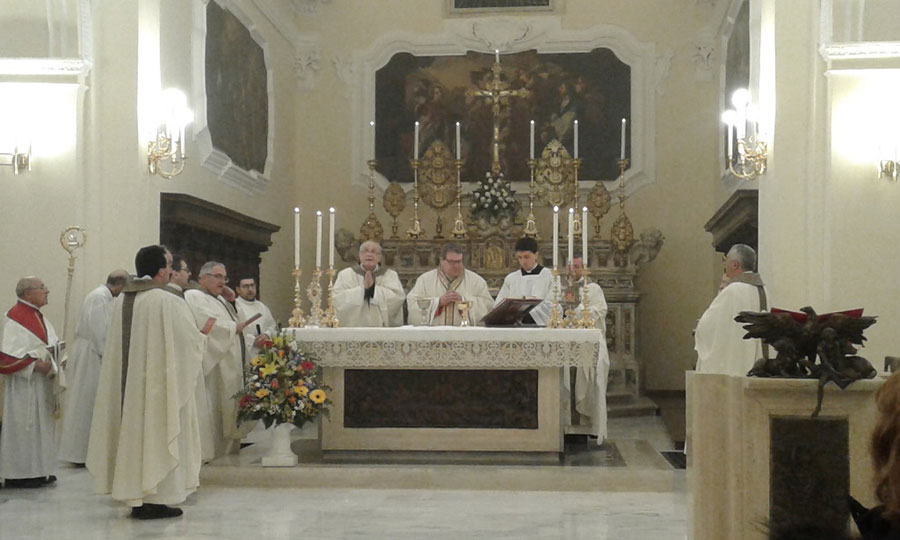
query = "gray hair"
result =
(727, 244, 757, 272)
(106, 269, 129, 287)
(15, 277, 40, 299)
(199, 261, 225, 276)
(359, 240, 382, 255)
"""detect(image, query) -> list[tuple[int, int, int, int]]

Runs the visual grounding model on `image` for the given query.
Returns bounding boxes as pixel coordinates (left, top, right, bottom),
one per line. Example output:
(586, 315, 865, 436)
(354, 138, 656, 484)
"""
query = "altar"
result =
(290, 326, 607, 456)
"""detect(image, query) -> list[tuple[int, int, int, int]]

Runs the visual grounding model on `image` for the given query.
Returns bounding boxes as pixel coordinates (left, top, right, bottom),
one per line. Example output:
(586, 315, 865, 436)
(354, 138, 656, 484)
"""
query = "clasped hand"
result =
(438, 291, 463, 307)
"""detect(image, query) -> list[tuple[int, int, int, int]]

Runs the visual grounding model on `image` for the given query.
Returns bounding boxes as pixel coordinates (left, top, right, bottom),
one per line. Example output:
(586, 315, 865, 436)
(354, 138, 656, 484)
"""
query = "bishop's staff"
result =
(59, 226, 86, 348)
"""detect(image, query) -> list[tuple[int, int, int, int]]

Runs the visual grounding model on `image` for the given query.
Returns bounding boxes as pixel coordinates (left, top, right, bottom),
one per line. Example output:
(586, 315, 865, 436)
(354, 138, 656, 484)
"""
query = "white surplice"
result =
(565, 281, 609, 432)
(235, 296, 277, 357)
(694, 278, 765, 376)
(333, 265, 405, 327)
(0, 301, 60, 480)
(58, 284, 113, 464)
(86, 285, 205, 507)
(493, 265, 554, 326)
(406, 268, 494, 326)
(184, 289, 246, 459)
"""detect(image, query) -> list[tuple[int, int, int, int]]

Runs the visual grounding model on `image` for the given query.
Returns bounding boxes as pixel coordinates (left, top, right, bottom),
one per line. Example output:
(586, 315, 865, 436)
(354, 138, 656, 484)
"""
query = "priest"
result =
(86, 245, 209, 519)
(184, 262, 254, 459)
(235, 277, 277, 356)
(333, 240, 405, 327)
(407, 243, 493, 326)
(493, 237, 553, 325)
(58, 269, 129, 466)
(694, 243, 767, 376)
(0, 277, 61, 488)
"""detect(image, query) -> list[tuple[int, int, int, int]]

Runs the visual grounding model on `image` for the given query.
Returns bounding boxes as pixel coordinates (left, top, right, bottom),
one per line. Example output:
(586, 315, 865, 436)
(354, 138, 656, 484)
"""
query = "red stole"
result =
(0, 301, 48, 374)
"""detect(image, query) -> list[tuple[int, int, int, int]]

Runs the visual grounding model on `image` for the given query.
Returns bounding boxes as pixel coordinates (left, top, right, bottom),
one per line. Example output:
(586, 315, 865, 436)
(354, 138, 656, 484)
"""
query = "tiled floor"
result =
(0, 415, 687, 539)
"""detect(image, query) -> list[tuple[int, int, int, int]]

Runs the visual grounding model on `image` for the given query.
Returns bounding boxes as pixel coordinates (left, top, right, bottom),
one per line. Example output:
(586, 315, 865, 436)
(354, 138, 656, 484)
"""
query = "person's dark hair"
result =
(106, 271, 128, 288)
(135, 245, 168, 279)
(514, 236, 539, 254)
(171, 254, 188, 273)
(440, 242, 465, 259)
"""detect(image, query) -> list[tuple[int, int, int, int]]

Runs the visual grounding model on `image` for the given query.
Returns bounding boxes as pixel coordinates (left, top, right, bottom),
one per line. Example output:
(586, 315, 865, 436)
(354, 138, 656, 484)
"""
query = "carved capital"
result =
(655, 48, 674, 96)
(295, 41, 321, 90)
(289, 0, 332, 14)
(691, 38, 715, 82)
(332, 54, 356, 98)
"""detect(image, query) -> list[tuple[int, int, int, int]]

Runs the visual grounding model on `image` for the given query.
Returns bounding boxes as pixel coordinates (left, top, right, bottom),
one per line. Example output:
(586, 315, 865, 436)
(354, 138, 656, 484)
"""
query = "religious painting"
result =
(375, 49, 630, 185)
(449, 0, 553, 12)
(205, 0, 268, 174)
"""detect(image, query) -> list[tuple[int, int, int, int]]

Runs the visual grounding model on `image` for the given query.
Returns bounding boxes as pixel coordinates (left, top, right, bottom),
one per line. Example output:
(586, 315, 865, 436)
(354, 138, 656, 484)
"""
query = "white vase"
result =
(261, 423, 298, 467)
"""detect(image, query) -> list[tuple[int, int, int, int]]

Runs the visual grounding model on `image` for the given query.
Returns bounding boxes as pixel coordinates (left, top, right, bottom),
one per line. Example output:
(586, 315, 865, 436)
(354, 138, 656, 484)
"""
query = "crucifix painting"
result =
(375, 48, 630, 184)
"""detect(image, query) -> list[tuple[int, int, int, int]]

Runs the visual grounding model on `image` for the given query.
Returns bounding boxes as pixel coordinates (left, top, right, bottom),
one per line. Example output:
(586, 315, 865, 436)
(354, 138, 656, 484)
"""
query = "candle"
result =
(315, 210, 322, 269)
(329, 207, 335, 268)
(370, 121, 375, 160)
(620, 118, 627, 160)
(573, 120, 578, 159)
(456, 121, 461, 159)
(414, 121, 419, 160)
(293, 207, 300, 267)
(582, 206, 589, 268)
(495, 49, 500, 63)
(530, 120, 535, 159)
(553, 206, 559, 269)
(727, 123, 733, 161)
(568, 208, 574, 266)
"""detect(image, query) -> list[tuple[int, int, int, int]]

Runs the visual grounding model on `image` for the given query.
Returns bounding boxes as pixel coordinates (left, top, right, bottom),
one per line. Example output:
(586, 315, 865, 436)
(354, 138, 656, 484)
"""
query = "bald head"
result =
(106, 269, 130, 297)
(15, 276, 49, 308)
(358, 241, 383, 271)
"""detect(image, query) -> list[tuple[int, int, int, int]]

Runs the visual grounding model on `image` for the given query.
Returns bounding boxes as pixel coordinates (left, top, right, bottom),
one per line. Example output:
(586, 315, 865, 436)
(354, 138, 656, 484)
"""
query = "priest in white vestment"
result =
(184, 262, 254, 460)
(58, 270, 128, 465)
(87, 246, 210, 519)
(494, 237, 554, 326)
(235, 277, 277, 356)
(406, 243, 494, 326)
(0, 277, 61, 488)
(694, 244, 767, 376)
(333, 240, 405, 327)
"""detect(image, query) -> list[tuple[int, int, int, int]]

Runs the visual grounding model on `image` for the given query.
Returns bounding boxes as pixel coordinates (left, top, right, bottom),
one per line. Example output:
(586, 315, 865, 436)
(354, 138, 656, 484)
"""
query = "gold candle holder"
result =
(305, 267, 324, 327)
(451, 158, 468, 239)
(523, 158, 538, 237)
(288, 267, 306, 327)
(576, 267, 594, 329)
(323, 267, 339, 328)
(571, 157, 583, 237)
(407, 159, 423, 238)
(547, 267, 564, 329)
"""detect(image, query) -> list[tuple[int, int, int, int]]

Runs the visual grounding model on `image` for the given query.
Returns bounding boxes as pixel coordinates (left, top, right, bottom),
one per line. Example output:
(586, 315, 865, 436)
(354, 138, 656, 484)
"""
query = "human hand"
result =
(221, 286, 236, 302)
(33, 360, 52, 375)
(438, 291, 462, 307)
(364, 270, 375, 289)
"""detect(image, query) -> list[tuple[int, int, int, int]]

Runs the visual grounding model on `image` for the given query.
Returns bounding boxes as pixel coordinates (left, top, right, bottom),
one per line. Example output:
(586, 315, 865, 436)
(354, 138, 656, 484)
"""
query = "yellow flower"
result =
(294, 385, 309, 396)
(273, 336, 284, 348)
(255, 388, 270, 398)
(259, 363, 277, 377)
(250, 356, 262, 367)
(309, 389, 326, 404)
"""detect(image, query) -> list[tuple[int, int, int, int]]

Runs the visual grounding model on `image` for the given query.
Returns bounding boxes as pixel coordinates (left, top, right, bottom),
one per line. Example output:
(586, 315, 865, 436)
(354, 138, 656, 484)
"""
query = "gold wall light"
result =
(147, 88, 193, 178)
(722, 88, 768, 180)
(0, 146, 31, 175)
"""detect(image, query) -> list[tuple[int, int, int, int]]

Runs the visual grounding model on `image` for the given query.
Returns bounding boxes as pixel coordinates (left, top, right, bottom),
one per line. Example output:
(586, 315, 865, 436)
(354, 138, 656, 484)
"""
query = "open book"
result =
(480, 297, 544, 327)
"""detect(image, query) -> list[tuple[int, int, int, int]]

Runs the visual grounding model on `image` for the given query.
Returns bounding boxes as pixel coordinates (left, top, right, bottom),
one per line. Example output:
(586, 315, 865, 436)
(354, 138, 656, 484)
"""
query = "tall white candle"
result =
(553, 206, 559, 269)
(582, 206, 589, 268)
(495, 49, 500, 63)
(727, 123, 733, 161)
(620, 118, 627, 160)
(315, 210, 322, 268)
(568, 208, 574, 266)
(573, 120, 579, 159)
(530, 120, 535, 159)
(293, 207, 300, 267)
(456, 121, 461, 159)
(370, 121, 375, 160)
(329, 207, 335, 268)
(414, 121, 419, 160)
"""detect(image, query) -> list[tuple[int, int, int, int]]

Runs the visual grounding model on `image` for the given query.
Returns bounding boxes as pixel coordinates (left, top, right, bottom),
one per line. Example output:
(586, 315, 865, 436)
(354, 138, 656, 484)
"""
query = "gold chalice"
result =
(456, 300, 472, 326)
(416, 298, 433, 326)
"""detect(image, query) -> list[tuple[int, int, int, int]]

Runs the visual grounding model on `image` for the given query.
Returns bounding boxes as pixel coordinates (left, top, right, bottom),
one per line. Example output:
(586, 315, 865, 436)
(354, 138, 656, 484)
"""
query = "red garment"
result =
(0, 301, 48, 374)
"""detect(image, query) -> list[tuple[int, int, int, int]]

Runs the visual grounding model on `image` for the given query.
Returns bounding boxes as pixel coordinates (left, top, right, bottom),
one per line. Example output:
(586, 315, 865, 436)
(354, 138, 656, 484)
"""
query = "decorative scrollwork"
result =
(419, 140, 457, 210)
(383, 183, 406, 239)
(588, 181, 612, 235)
(534, 139, 575, 207)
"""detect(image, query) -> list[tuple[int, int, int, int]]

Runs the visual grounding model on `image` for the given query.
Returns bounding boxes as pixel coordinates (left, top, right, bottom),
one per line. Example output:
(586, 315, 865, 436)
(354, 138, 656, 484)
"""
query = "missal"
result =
(480, 297, 544, 327)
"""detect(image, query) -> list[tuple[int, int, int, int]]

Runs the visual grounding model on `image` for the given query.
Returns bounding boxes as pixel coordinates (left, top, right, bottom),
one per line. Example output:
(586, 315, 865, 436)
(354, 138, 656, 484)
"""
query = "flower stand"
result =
(261, 423, 298, 467)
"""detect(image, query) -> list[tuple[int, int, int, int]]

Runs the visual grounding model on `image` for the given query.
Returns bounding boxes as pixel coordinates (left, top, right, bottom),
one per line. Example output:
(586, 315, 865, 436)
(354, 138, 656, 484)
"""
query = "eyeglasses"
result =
(208, 273, 229, 284)
(26, 285, 49, 291)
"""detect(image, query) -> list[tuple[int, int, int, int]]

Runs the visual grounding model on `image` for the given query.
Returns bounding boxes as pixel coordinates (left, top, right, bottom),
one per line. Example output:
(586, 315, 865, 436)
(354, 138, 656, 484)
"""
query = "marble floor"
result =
(0, 416, 687, 540)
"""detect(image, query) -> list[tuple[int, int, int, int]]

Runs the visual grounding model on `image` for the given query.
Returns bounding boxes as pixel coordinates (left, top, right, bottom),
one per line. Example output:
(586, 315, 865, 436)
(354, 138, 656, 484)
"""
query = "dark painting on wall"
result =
(453, 0, 551, 8)
(375, 49, 630, 184)
(205, 0, 268, 174)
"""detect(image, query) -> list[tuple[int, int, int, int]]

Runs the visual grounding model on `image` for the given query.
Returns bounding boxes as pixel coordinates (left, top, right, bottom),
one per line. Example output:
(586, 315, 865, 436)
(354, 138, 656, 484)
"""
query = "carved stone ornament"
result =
(295, 41, 321, 90)
(382, 182, 407, 239)
(470, 19, 533, 53)
(610, 212, 635, 256)
(359, 213, 385, 244)
(534, 139, 575, 207)
(419, 140, 458, 210)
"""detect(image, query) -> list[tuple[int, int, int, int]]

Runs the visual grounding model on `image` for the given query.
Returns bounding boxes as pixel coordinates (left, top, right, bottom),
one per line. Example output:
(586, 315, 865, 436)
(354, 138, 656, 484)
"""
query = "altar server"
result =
(333, 240, 405, 327)
(494, 236, 554, 325)
(184, 262, 254, 459)
(235, 277, 277, 355)
(87, 245, 209, 519)
(0, 277, 61, 488)
(407, 242, 493, 326)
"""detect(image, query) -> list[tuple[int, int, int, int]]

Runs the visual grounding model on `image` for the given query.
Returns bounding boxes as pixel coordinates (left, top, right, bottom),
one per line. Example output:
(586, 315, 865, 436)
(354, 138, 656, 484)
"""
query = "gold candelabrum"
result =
(523, 158, 538, 237)
(407, 159, 423, 239)
(288, 267, 306, 327)
(305, 267, 324, 327)
(576, 267, 595, 329)
(323, 267, 339, 328)
(451, 158, 468, 239)
(547, 267, 564, 328)
(571, 157, 583, 237)
(728, 133, 768, 180)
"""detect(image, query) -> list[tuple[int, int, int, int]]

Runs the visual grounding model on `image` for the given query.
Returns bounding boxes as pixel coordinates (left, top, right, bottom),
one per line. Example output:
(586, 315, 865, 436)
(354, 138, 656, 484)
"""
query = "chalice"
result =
(456, 301, 472, 327)
(416, 298, 432, 326)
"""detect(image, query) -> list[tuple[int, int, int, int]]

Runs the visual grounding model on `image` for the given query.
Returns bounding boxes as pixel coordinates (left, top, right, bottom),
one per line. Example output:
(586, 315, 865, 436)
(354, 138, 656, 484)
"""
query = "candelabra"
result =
(576, 267, 595, 329)
(323, 267, 339, 327)
(610, 158, 634, 256)
(722, 88, 768, 180)
(727, 133, 767, 180)
(360, 159, 384, 241)
(288, 267, 306, 327)
(407, 159, 423, 238)
(523, 158, 538, 237)
(451, 158, 468, 239)
(571, 157, 583, 236)
(547, 267, 564, 328)
(305, 267, 324, 327)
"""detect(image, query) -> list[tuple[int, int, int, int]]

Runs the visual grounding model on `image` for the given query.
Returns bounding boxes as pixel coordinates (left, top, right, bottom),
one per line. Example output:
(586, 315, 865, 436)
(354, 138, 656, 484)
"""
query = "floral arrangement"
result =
(470, 171, 518, 220)
(235, 331, 331, 429)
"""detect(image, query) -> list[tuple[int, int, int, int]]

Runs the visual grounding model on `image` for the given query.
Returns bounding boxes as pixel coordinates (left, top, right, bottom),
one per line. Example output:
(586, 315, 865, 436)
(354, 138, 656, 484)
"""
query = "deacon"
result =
(694, 243, 767, 376)
(58, 269, 129, 466)
(493, 237, 553, 325)
(169, 254, 197, 291)
(407, 243, 493, 326)
(86, 246, 210, 519)
(333, 240, 405, 327)
(0, 277, 61, 488)
(235, 277, 277, 356)
(184, 262, 255, 459)
(560, 255, 610, 440)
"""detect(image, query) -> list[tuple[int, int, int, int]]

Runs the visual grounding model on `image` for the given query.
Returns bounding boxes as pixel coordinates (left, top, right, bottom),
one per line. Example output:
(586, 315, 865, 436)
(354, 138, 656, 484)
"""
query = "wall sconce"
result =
(722, 88, 768, 180)
(0, 146, 31, 174)
(147, 88, 193, 179)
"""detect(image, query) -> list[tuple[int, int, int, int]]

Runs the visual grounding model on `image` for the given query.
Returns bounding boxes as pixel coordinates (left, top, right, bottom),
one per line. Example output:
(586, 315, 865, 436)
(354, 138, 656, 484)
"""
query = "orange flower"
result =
(278, 349, 285, 358)
(309, 389, 326, 404)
